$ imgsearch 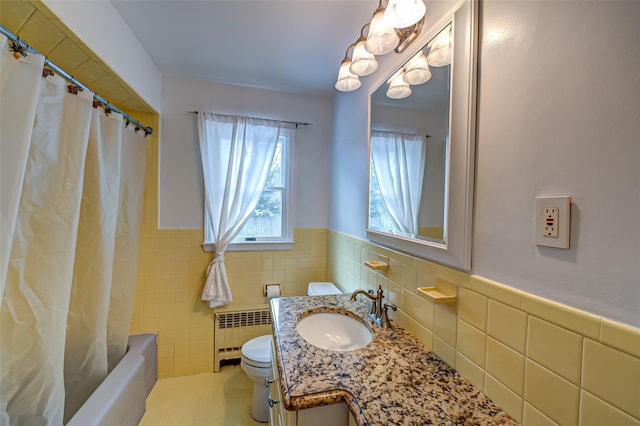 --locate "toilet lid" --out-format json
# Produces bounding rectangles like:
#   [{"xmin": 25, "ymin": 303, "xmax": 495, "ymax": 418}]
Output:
[{"xmin": 241, "ymin": 335, "xmax": 272, "ymax": 364}]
